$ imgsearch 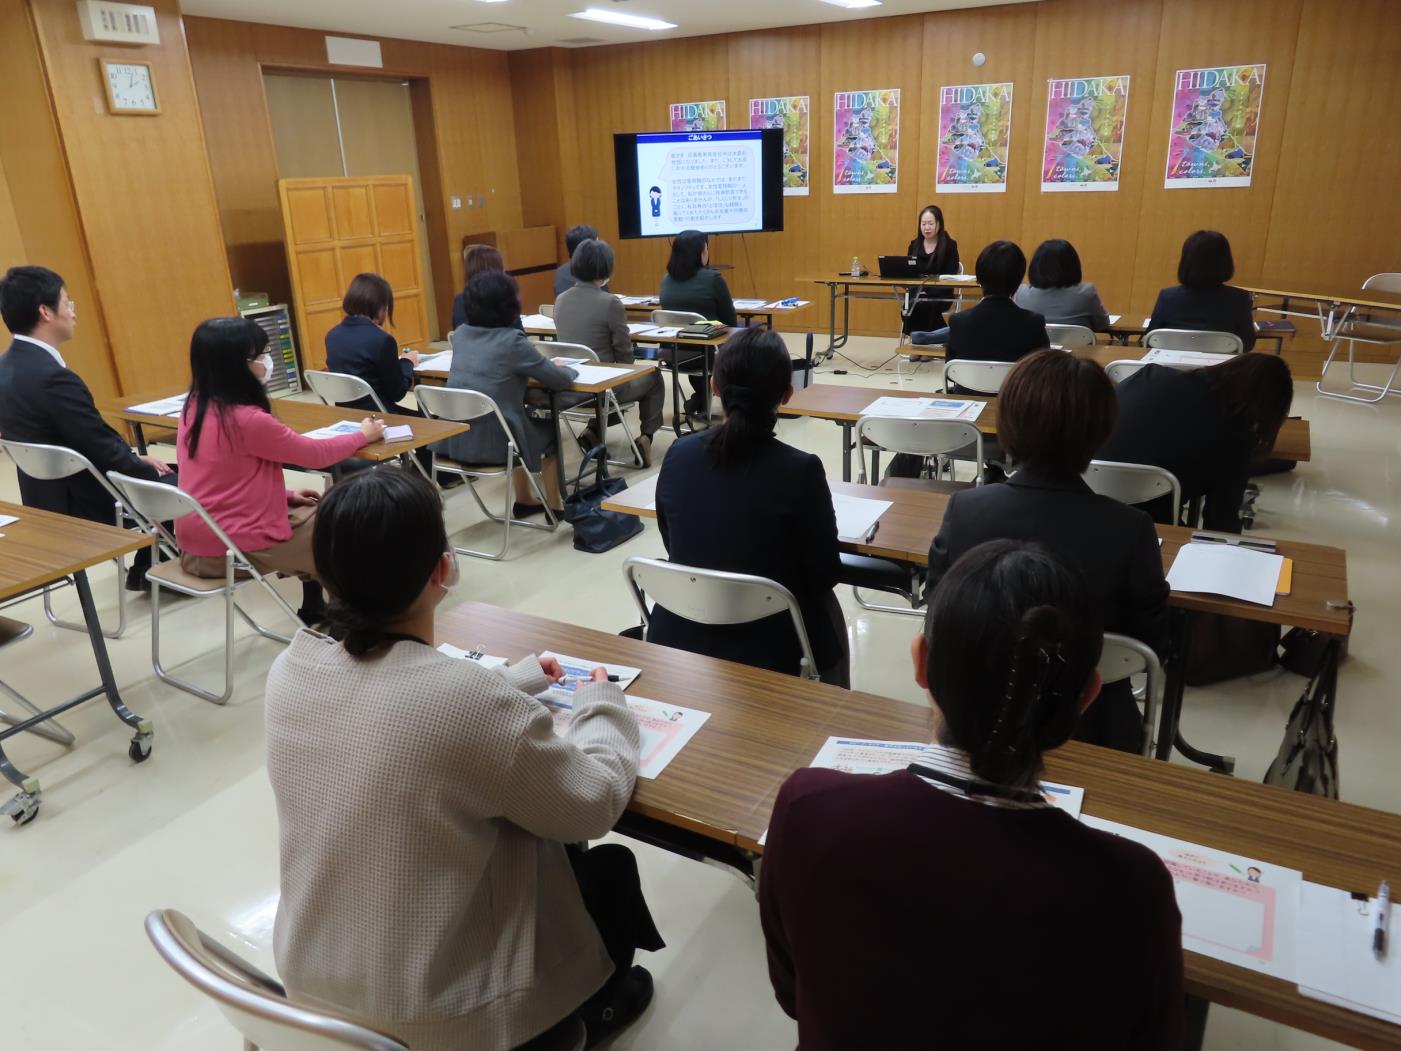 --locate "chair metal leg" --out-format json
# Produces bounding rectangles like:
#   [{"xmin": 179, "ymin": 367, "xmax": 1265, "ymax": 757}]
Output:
[
  {"xmin": 1316, "ymin": 337, "xmax": 1401, "ymax": 403},
  {"xmin": 450, "ymin": 459, "xmax": 558, "ymax": 562},
  {"xmin": 43, "ymin": 556, "xmax": 128, "ymax": 639},
  {"xmin": 850, "ymin": 585, "xmax": 924, "ymax": 617}
]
